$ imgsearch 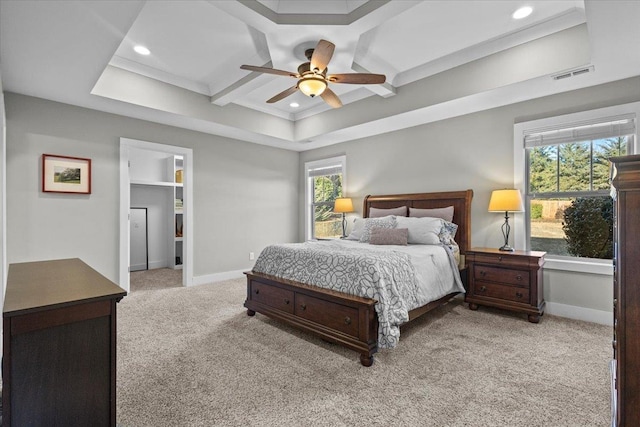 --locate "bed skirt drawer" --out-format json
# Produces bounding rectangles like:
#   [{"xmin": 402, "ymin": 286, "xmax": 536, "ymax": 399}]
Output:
[
  {"xmin": 295, "ymin": 293, "xmax": 359, "ymax": 337},
  {"xmin": 474, "ymin": 265, "xmax": 529, "ymax": 287},
  {"xmin": 250, "ymin": 281, "xmax": 294, "ymax": 314},
  {"xmin": 473, "ymin": 281, "xmax": 529, "ymax": 303}
]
